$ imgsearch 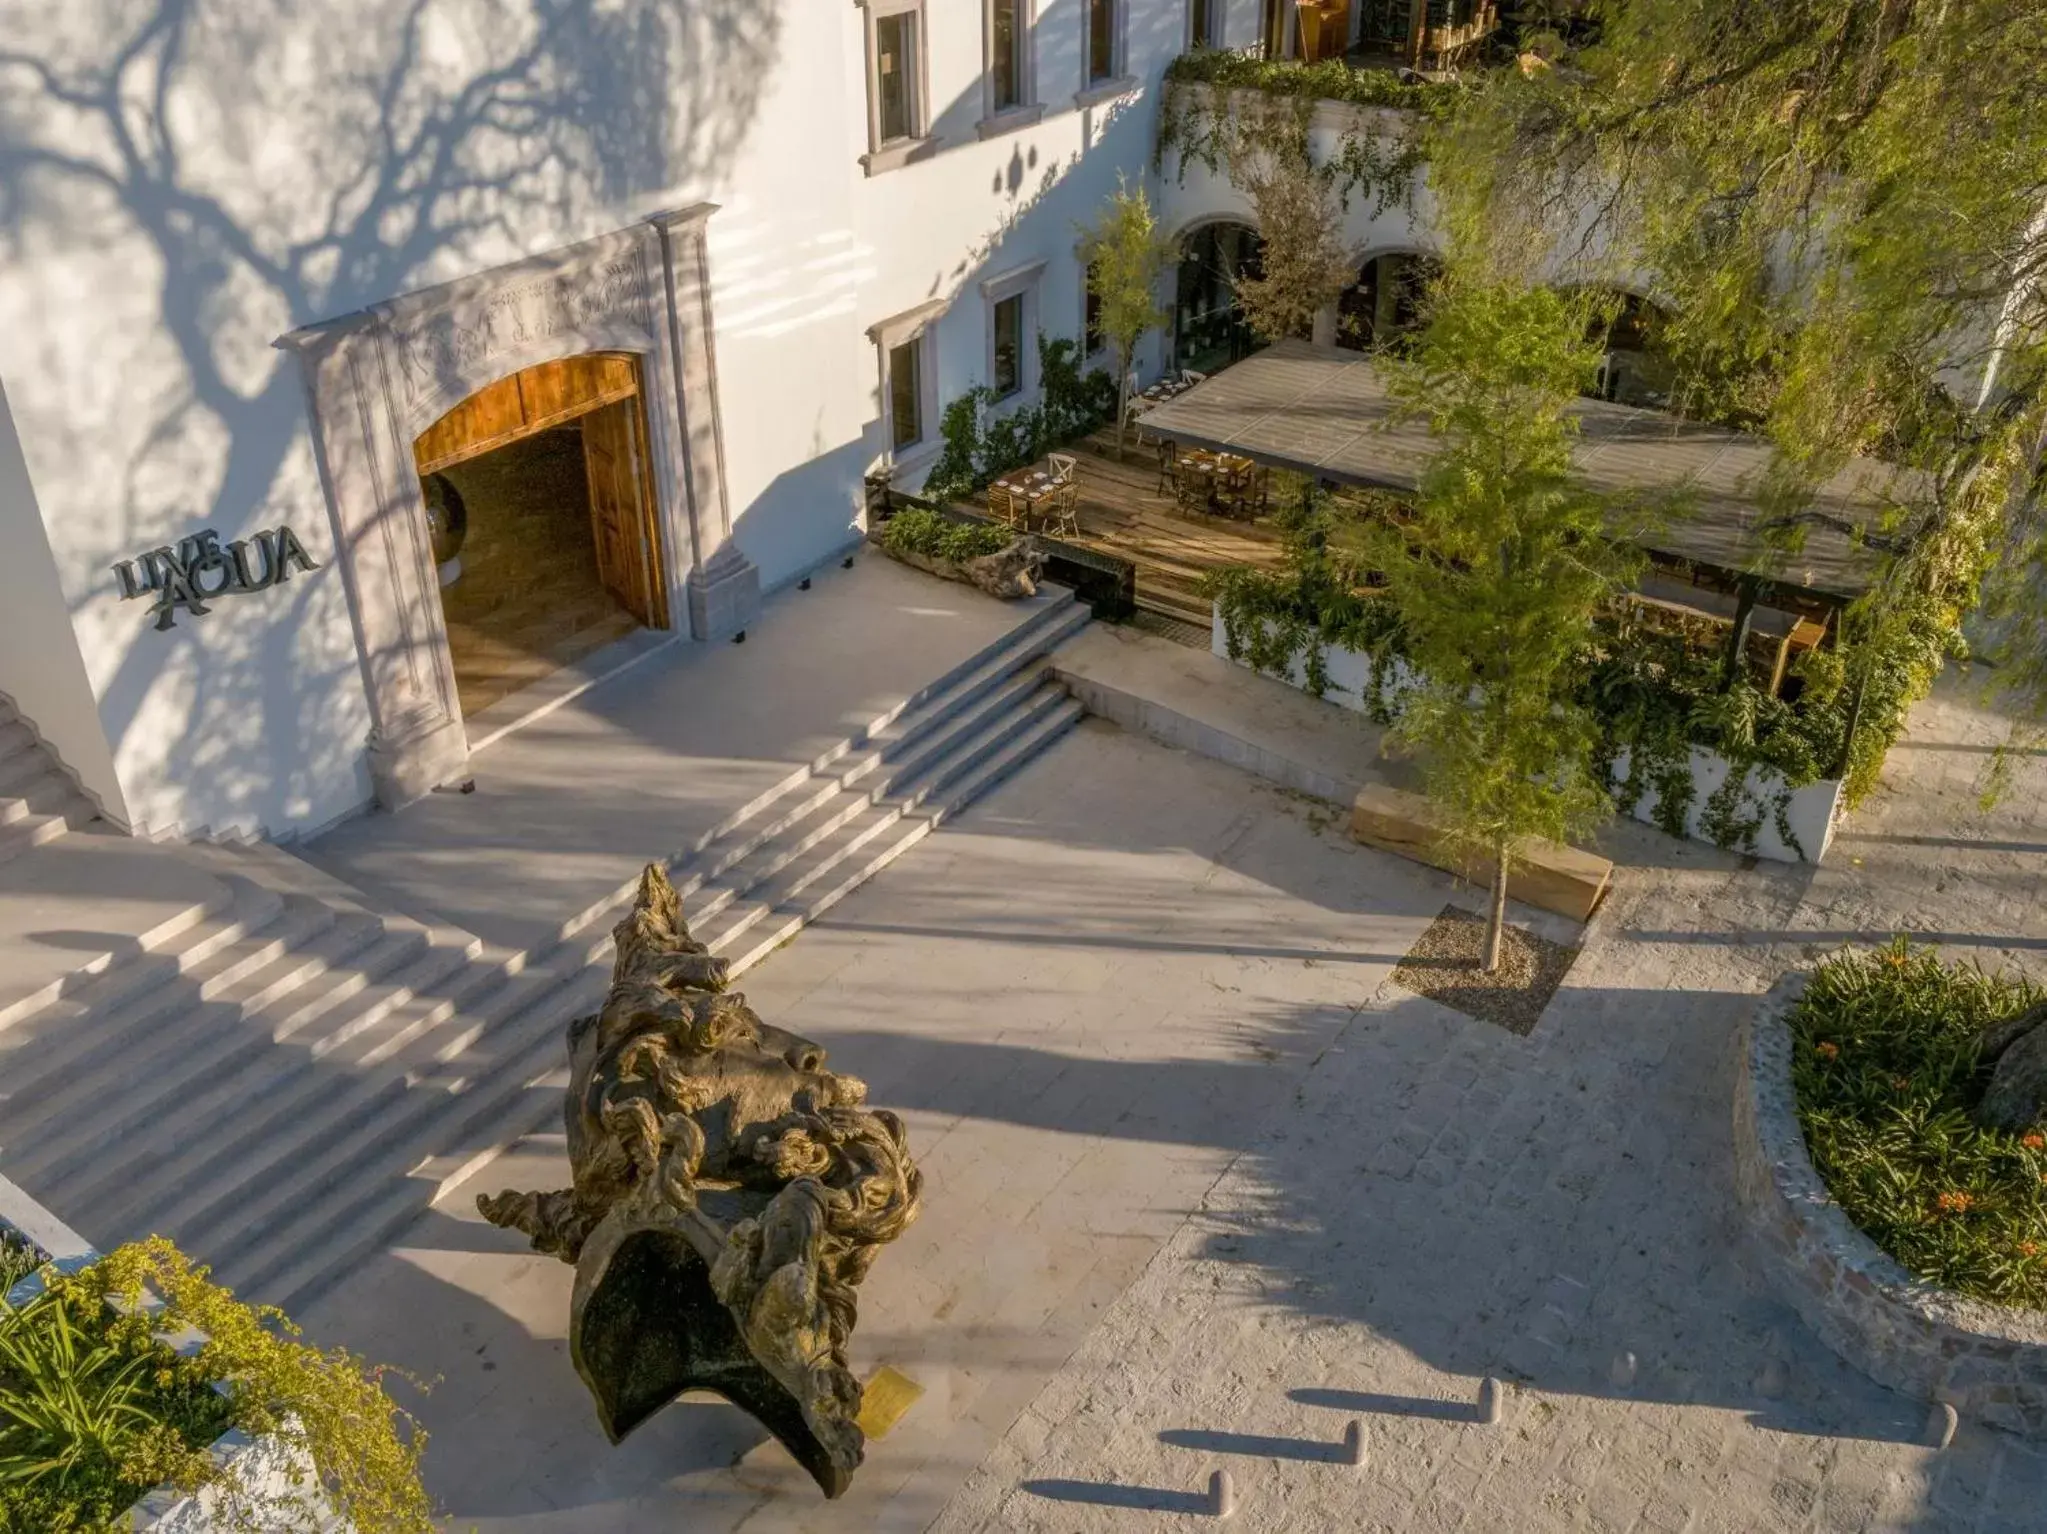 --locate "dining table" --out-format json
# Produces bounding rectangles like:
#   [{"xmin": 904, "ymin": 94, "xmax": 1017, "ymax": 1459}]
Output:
[
  {"xmin": 1176, "ymin": 448, "xmax": 1256, "ymax": 513},
  {"xmin": 991, "ymin": 467, "xmax": 1058, "ymax": 527}
]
